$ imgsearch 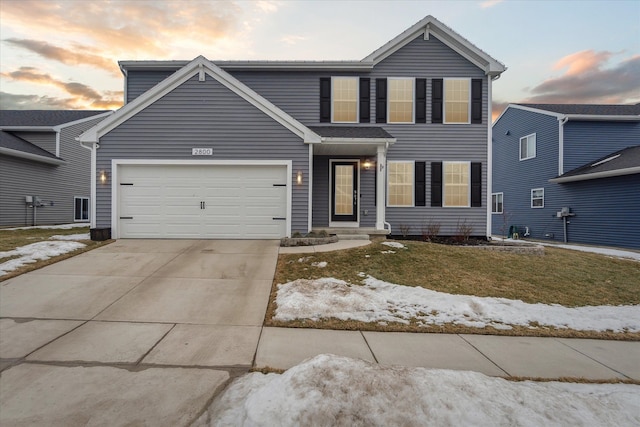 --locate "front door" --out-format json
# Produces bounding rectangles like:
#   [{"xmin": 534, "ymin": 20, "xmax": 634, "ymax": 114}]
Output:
[{"xmin": 331, "ymin": 161, "xmax": 358, "ymax": 223}]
